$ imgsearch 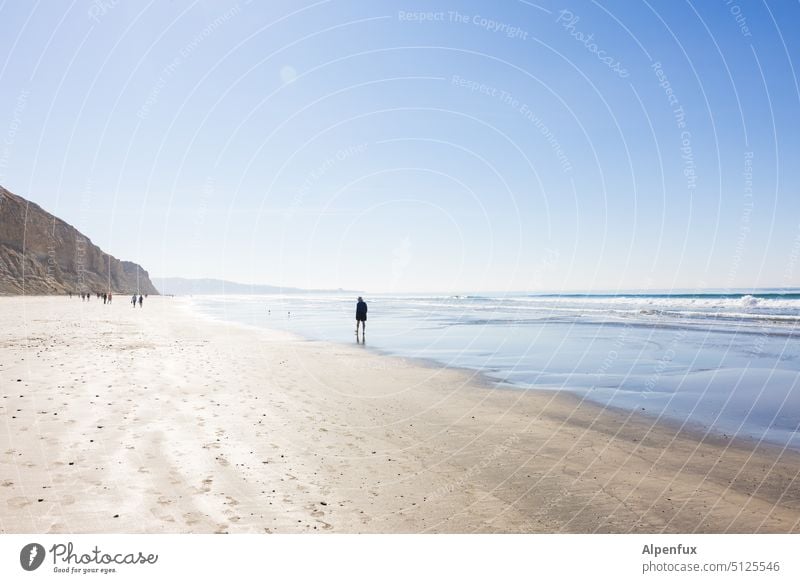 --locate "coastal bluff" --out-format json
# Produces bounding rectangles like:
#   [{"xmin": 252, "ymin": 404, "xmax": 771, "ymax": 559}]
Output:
[{"xmin": 0, "ymin": 185, "xmax": 158, "ymax": 295}]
